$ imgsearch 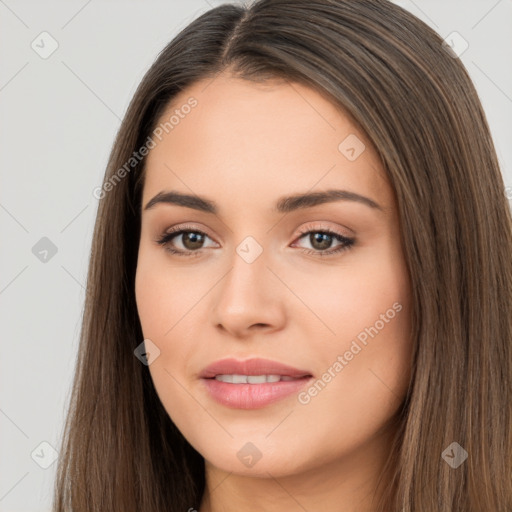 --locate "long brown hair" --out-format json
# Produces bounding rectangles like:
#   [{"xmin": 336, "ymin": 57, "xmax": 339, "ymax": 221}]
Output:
[{"xmin": 52, "ymin": 1, "xmax": 512, "ymax": 510}]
